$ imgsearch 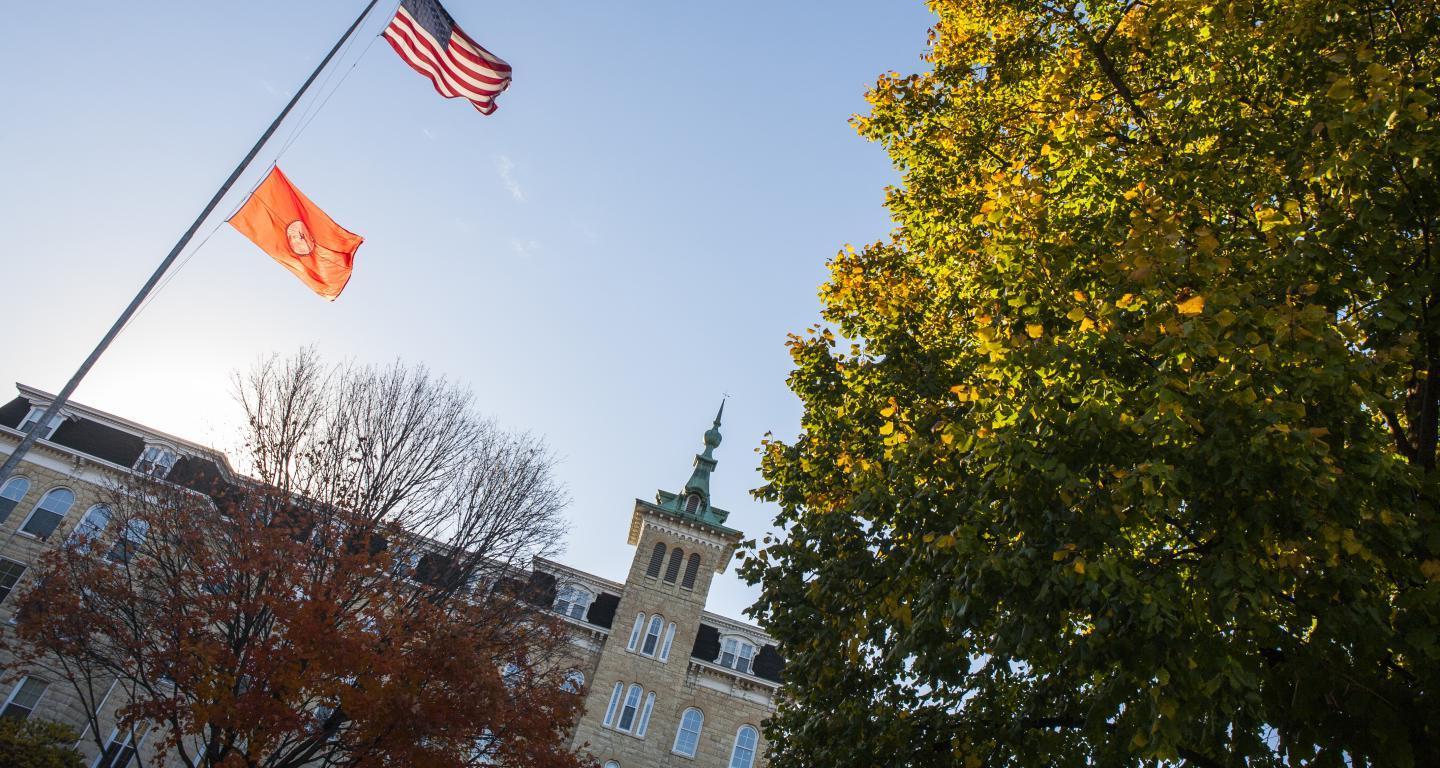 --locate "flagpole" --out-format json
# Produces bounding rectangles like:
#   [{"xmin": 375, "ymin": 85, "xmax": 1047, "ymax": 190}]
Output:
[{"xmin": 0, "ymin": 0, "xmax": 384, "ymax": 486}]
